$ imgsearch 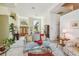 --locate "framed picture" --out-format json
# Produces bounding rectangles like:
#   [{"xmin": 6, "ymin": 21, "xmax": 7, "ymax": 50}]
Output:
[{"xmin": 71, "ymin": 20, "xmax": 79, "ymax": 29}]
